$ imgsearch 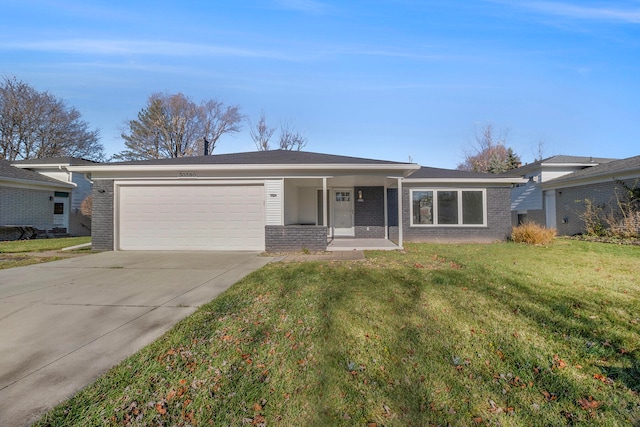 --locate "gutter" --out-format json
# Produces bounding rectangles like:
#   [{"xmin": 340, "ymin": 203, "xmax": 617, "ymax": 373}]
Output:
[{"xmin": 0, "ymin": 176, "xmax": 76, "ymax": 189}]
